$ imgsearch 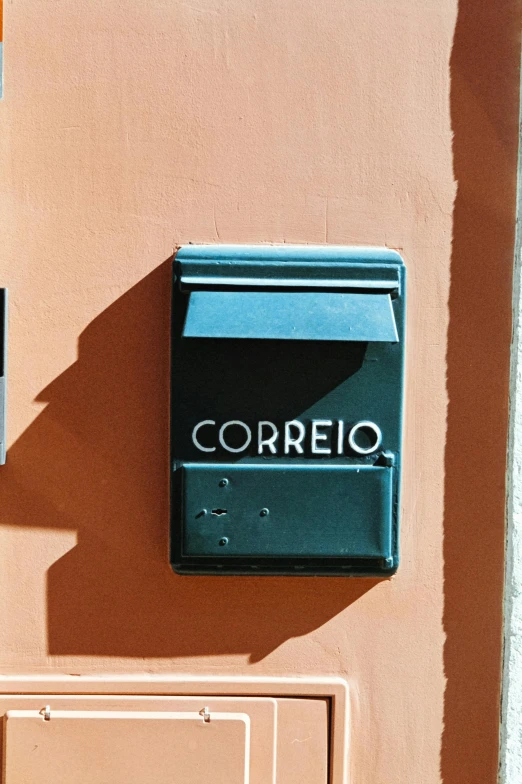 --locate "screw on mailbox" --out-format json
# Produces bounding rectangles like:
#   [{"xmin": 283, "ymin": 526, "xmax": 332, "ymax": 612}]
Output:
[
  {"xmin": 219, "ymin": 478, "xmax": 229, "ymax": 487},
  {"xmin": 260, "ymin": 508, "xmax": 269, "ymax": 517},
  {"xmin": 219, "ymin": 537, "xmax": 229, "ymax": 546}
]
